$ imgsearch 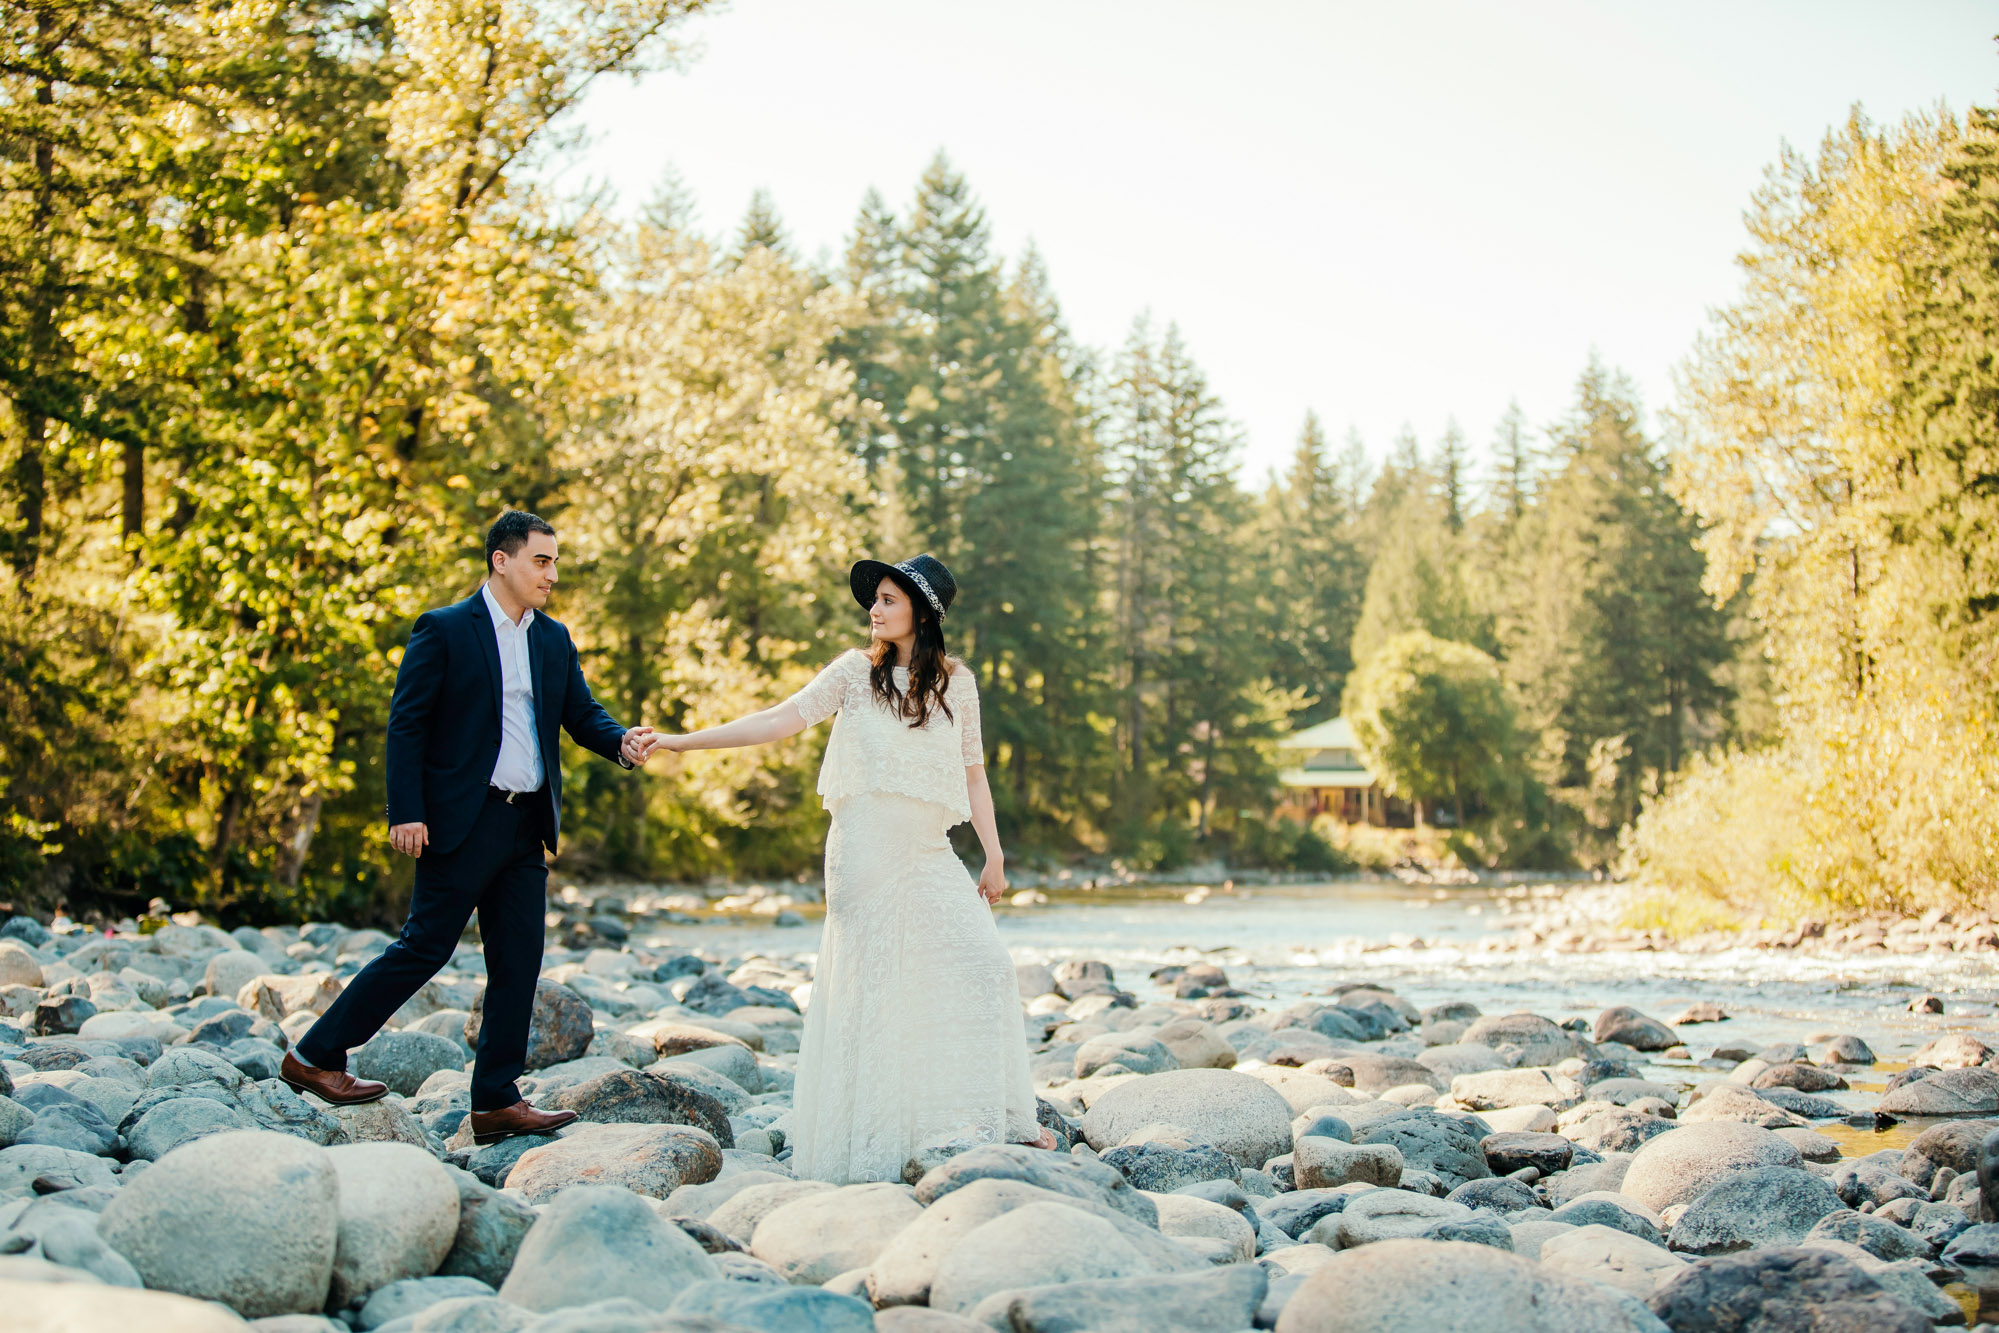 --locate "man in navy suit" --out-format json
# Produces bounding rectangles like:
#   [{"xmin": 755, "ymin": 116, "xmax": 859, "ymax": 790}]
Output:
[{"xmin": 282, "ymin": 511, "xmax": 654, "ymax": 1143}]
